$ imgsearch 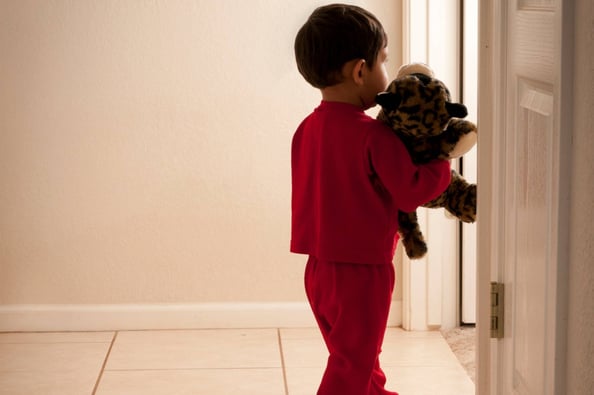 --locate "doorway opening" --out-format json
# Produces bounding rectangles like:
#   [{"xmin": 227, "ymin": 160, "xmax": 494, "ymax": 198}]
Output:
[{"xmin": 460, "ymin": 0, "xmax": 478, "ymax": 327}]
